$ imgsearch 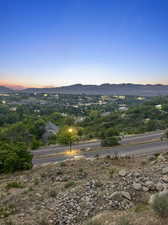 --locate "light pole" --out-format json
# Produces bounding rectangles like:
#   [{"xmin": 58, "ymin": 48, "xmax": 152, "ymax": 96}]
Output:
[{"xmin": 68, "ymin": 128, "xmax": 73, "ymax": 152}]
